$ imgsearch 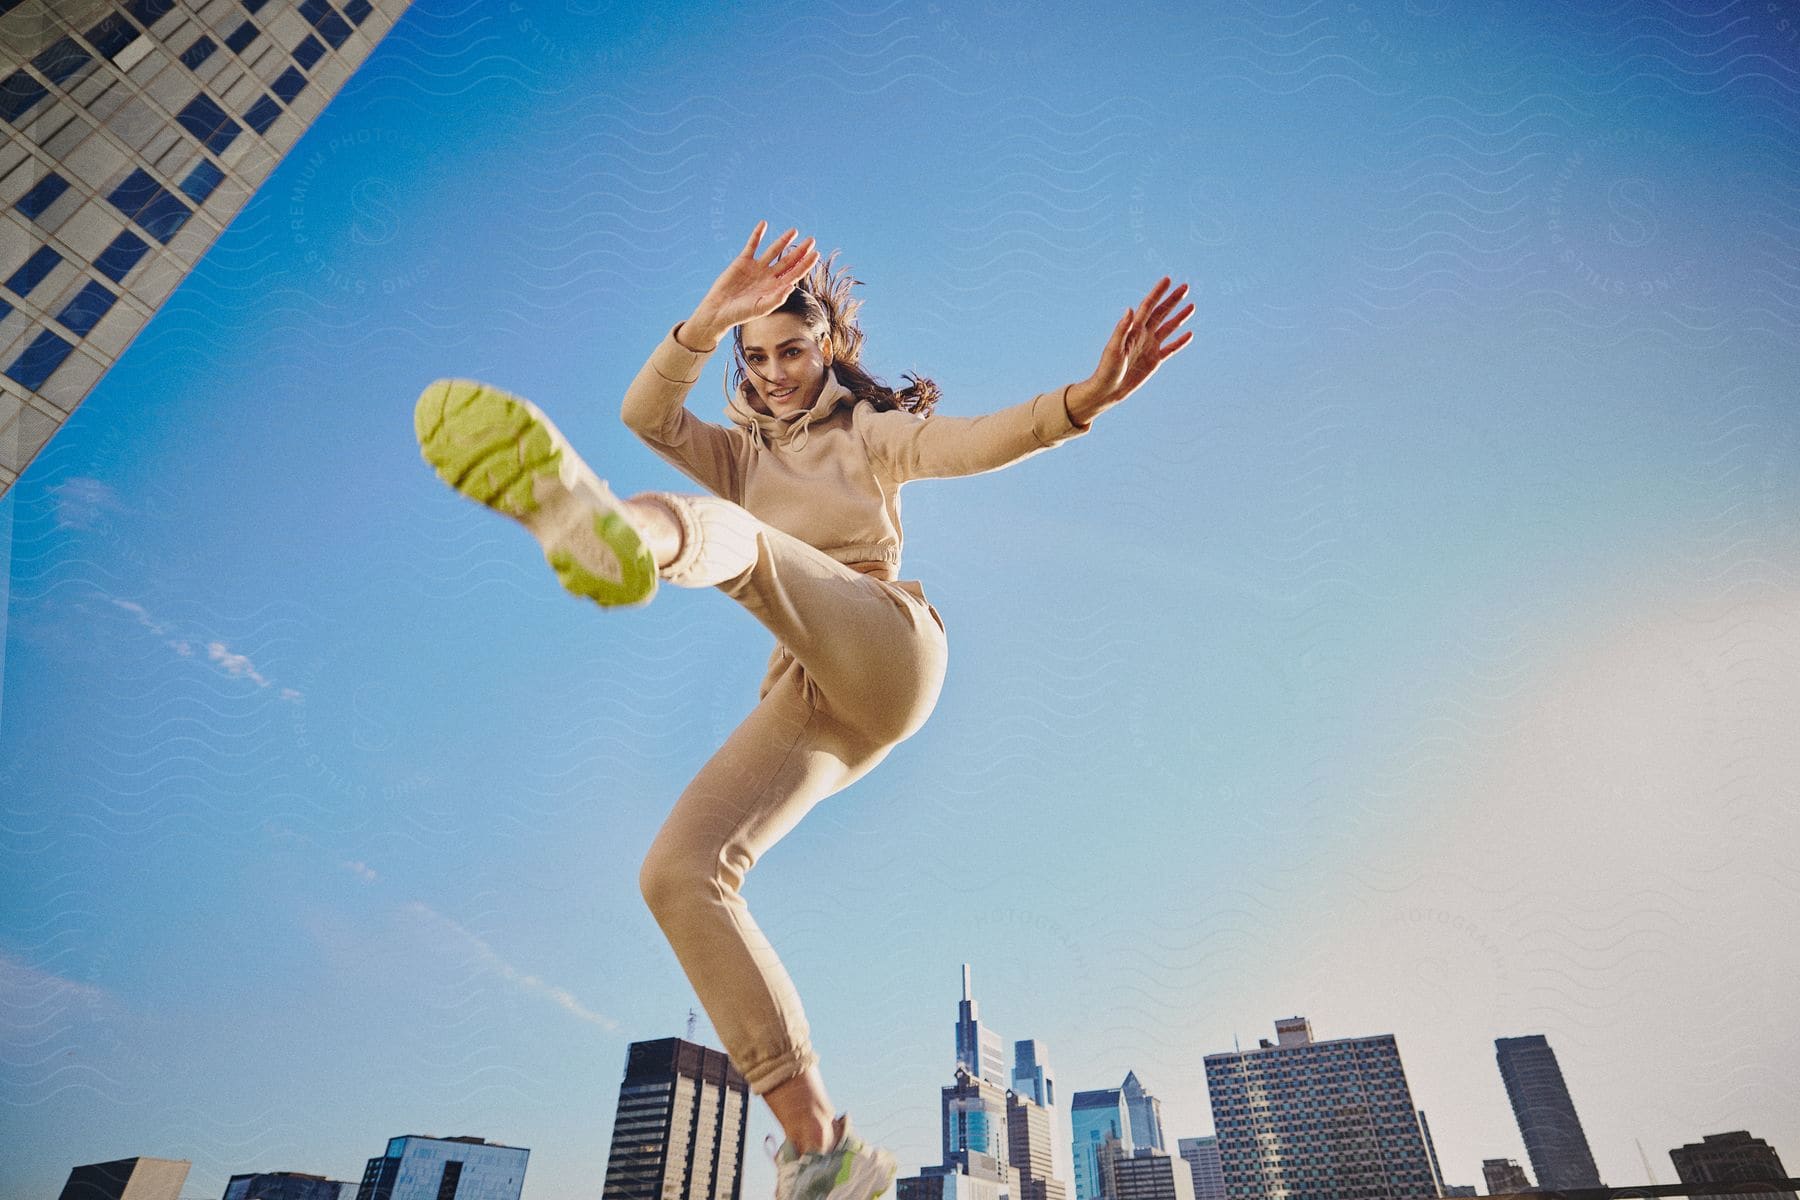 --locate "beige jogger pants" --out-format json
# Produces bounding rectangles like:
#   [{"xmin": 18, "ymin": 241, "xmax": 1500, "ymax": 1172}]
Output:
[{"xmin": 633, "ymin": 490, "xmax": 949, "ymax": 1095}]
